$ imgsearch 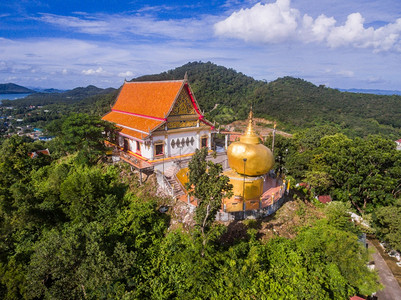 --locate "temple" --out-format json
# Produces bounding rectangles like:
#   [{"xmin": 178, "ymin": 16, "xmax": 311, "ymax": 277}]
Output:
[
  {"xmin": 103, "ymin": 76, "xmax": 287, "ymax": 219},
  {"xmin": 102, "ymin": 76, "xmax": 214, "ymax": 172}
]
